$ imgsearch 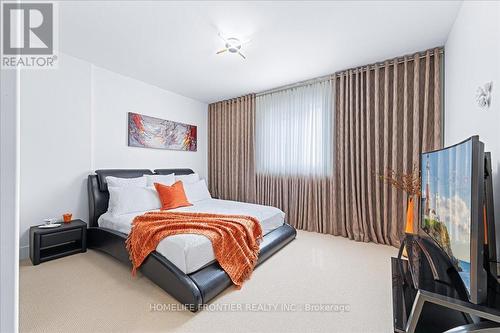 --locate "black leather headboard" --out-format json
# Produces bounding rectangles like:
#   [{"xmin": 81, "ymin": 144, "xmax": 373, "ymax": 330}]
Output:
[
  {"xmin": 87, "ymin": 168, "xmax": 194, "ymax": 227},
  {"xmin": 154, "ymin": 169, "xmax": 194, "ymax": 176}
]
